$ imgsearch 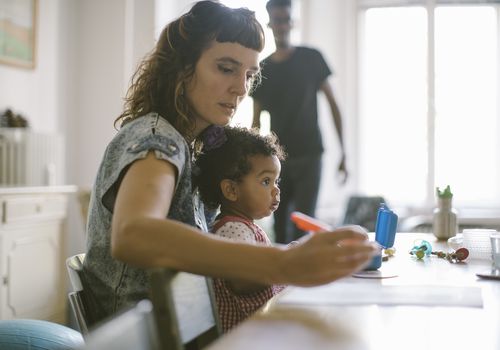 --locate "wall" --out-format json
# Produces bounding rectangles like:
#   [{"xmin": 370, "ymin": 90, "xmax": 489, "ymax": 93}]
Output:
[
  {"xmin": 0, "ymin": 0, "xmax": 62, "ymax": 132},
  {"xmin": 300, "ymin": 0, "xmax": 358, "ymax": 224},
  {"xmin": 0, "ymin": 0, "xmax": 155, "ymax": 264},
  {"xmin": 0, "ymin": 0, "xmax": 155, "ymax": 187},
  {"xmin": 66, "ymin": 0, "xmax": 155, "ymax": 188}
]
